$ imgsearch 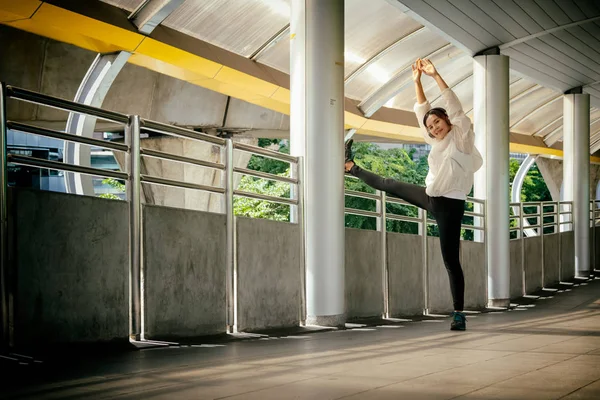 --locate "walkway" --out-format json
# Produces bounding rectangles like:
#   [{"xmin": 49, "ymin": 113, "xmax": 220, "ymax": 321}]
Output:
[{"xmin": 3, "ymin": 277, "xmax": 600, "ymax": 400}]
